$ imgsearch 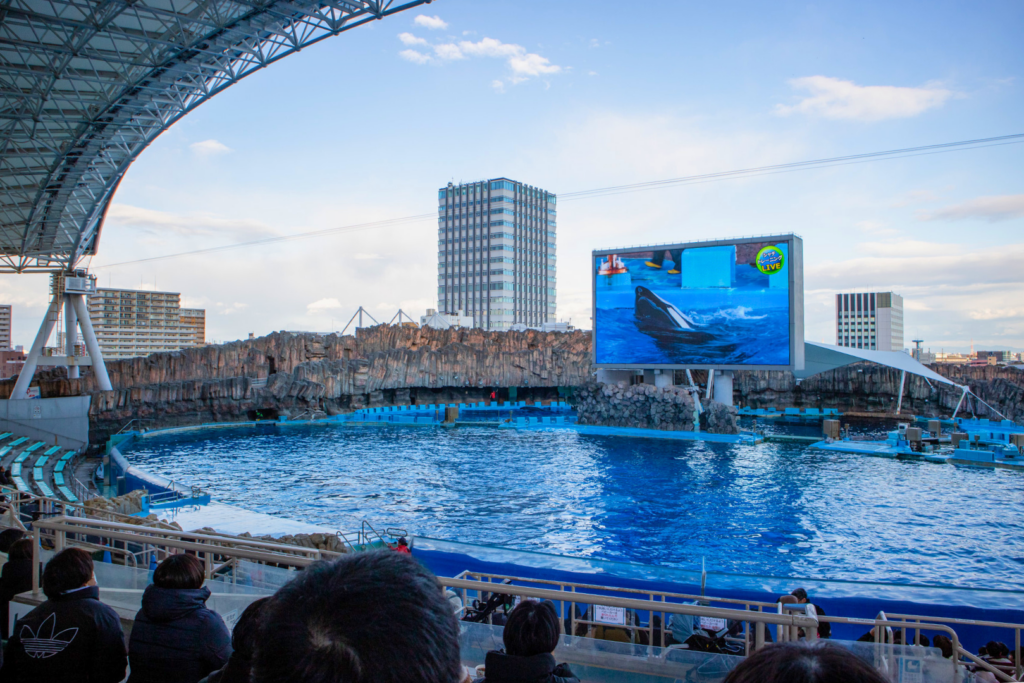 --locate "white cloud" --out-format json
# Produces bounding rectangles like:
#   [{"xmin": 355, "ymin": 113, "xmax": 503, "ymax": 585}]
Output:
[
  {"xmin": 920, "ymin": 194, "xmax": 1024, "ymax": 223},
  {"xmin": 307, "ymin": 297, "xmax": 342, "ymax": 313},
  {"xmin": 775, "ymin": 76, "xmax": 953, "ymax": 121},
  {"xmin": 588, "ymin": 71, "xmax": 598, "ymax": 77},
  {"xmin": 398, "ymin": 49, "xmax": 431, "ymax": 65},
  {"xmin": 414, "ymin": 15, "xmax": 447, "ymax": 30},
  {"xmin": 352, "ymin": 253, "xmax": 382, "ymax": 260},
  {"xmin": 491, "ymin": 80, "xmax": 505, "ymax": 93},
  {"xmin": 189, "ymin": 139, "xmax": 231, "ymax": 155},
  {"xmin": 106, "ymin": 204, "xmax": 278, "ymax": 240},
  {"xmin": 217, "ymin": 302, "xmax": 248, "ymax": 315},
  {"xmin": 854, "ymin": 220, "xmax": 897, "ymax": 236},
  {"xmin": 433, "ymin": 43, "xmax": 465, "ymax": 61},
  {"xmin": 398, "ymin": 32, "xmax": 427, "ymax": 47}
]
